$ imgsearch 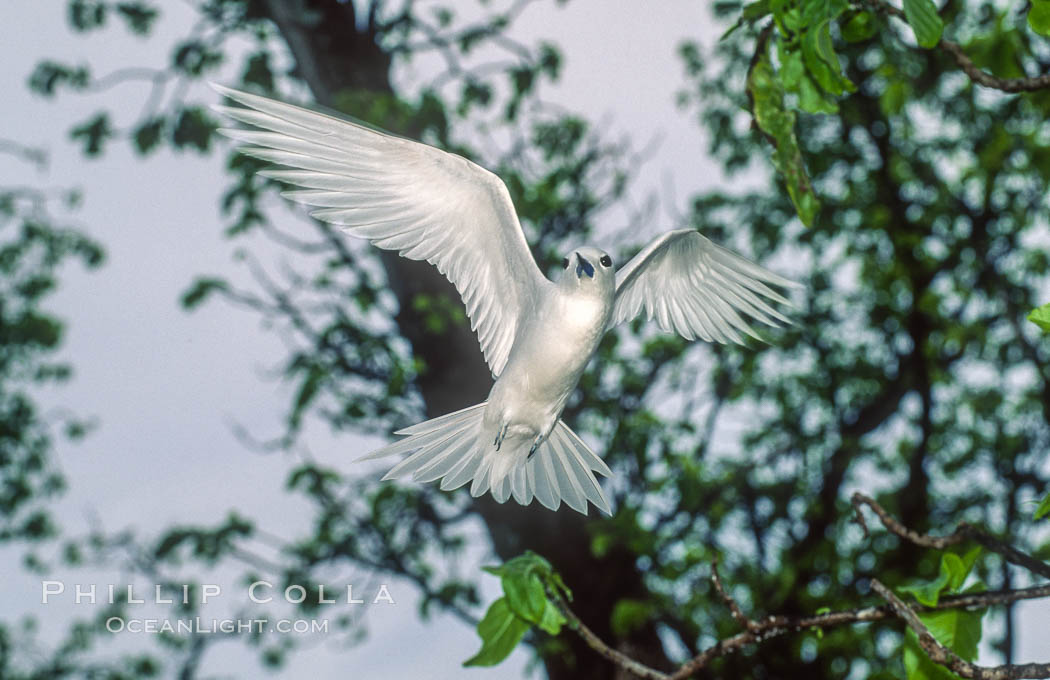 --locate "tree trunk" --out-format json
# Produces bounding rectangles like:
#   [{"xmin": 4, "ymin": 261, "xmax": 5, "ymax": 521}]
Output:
[{"xmin": 257, "ymin": 1, "xmax": 673, "ymax": 676}]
